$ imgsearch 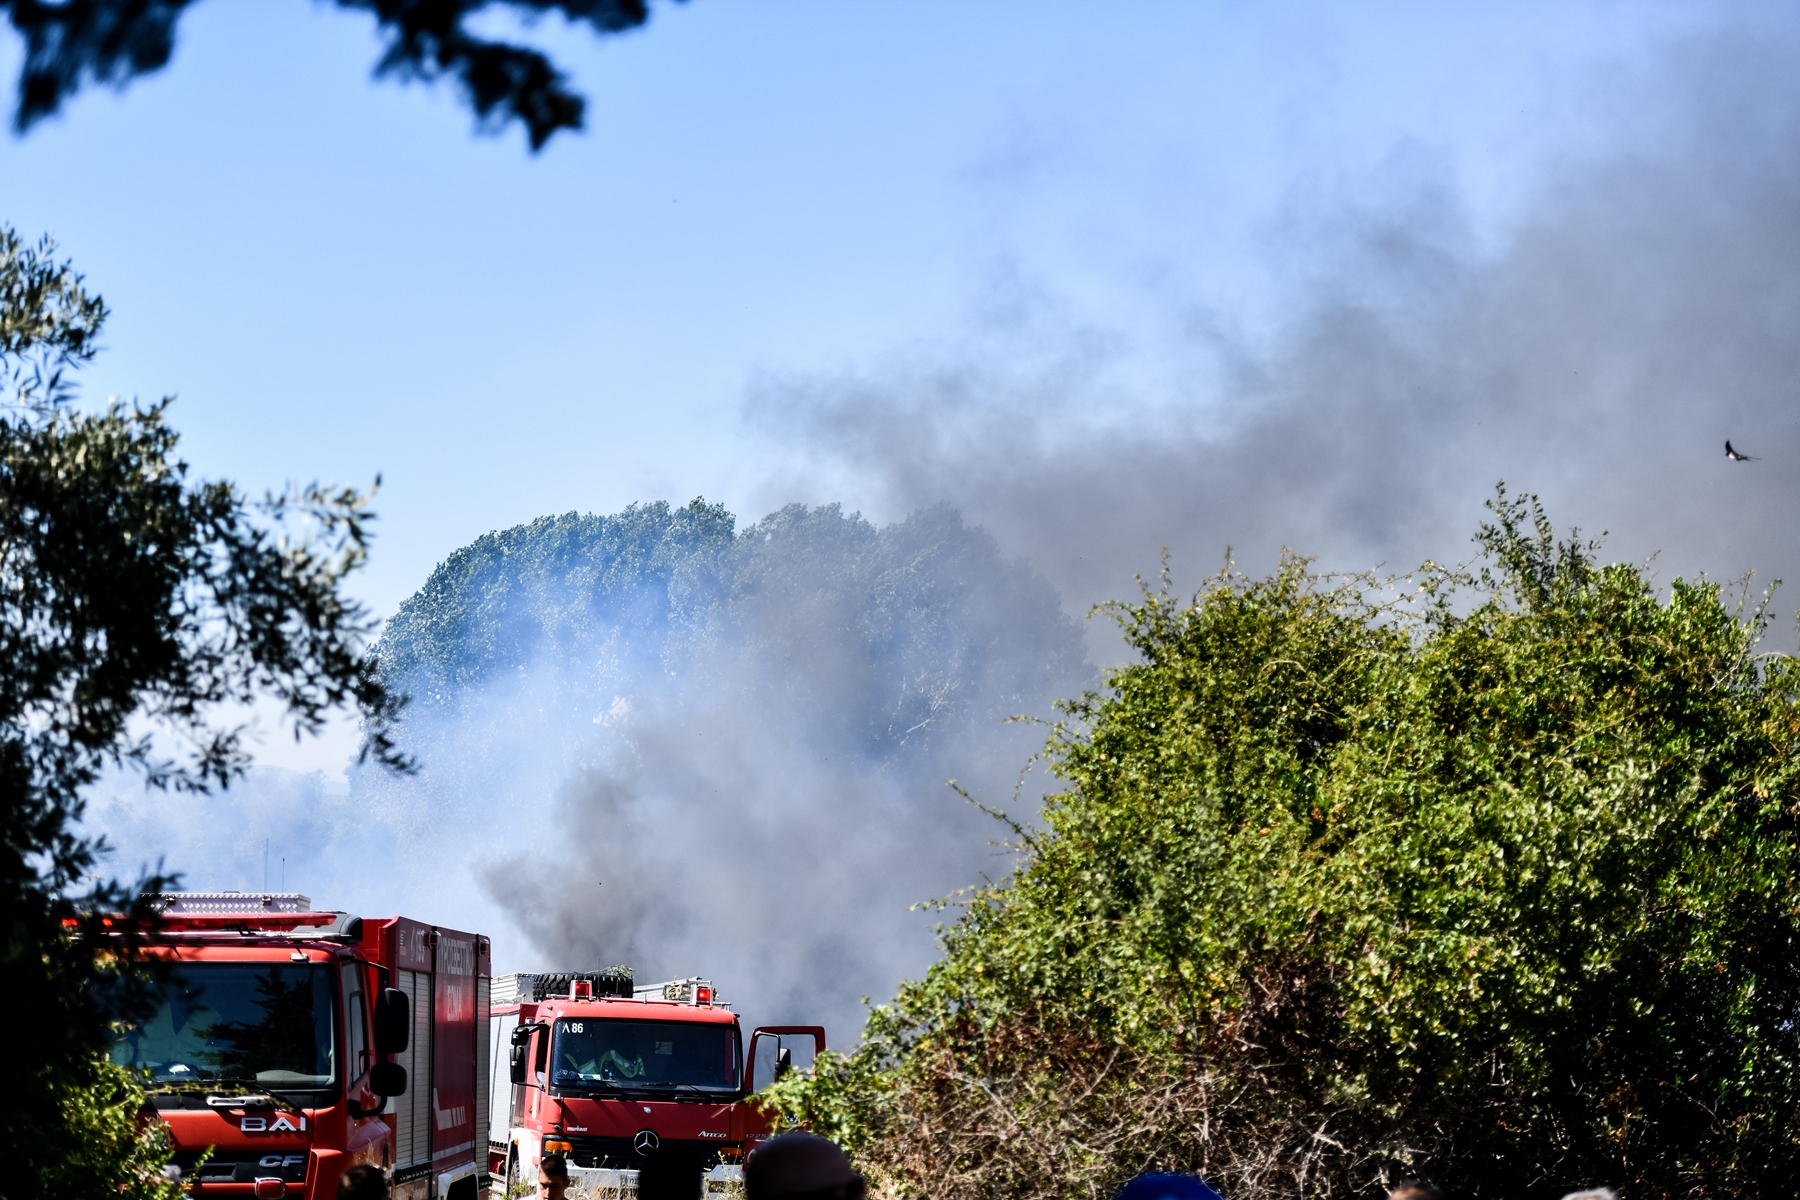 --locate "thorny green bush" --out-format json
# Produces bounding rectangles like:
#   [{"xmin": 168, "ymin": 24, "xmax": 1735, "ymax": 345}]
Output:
[{"xmin": 769, "ymin": 489, "xmax": 1800, "ymax": 1200}]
